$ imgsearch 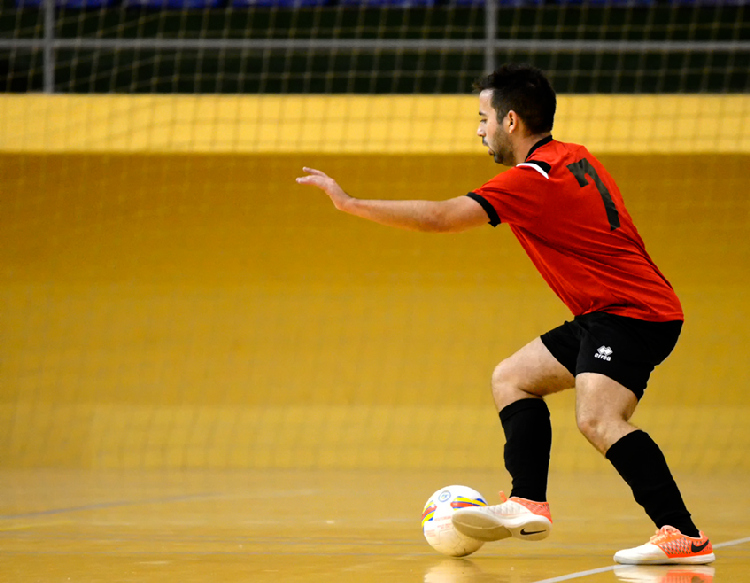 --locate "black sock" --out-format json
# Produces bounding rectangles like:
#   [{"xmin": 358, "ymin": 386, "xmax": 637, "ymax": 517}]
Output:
[
  {"xmin": 606, "ymin": 429, "xmax": 699, "ymax": 537},
  {"xmin": 499, "ymin": 398, "xmax": 551, "ymax": 502}
]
